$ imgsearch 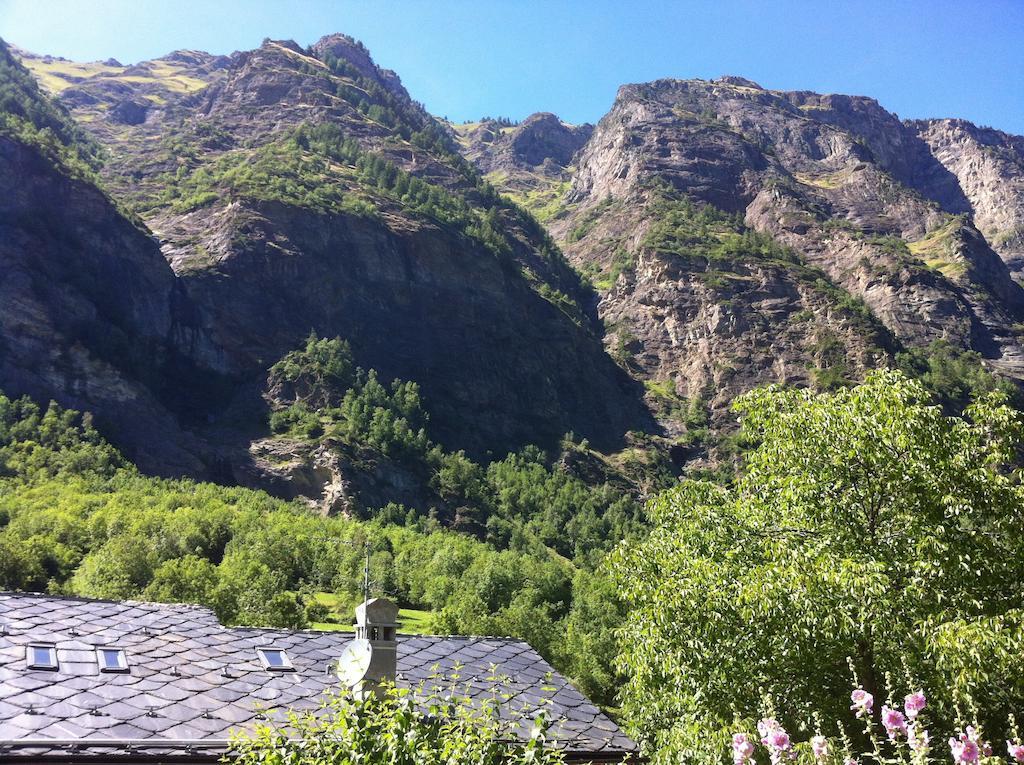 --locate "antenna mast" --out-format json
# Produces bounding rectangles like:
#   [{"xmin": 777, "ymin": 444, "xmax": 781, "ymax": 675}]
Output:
[{"xmin": 362, "ymin": 542, "xmax": 371, "ymax": 603}]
